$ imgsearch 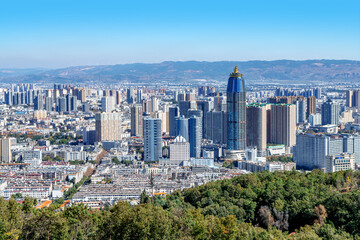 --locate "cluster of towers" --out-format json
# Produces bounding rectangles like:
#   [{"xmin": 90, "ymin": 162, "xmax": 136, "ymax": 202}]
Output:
[{"xmin": 5, "ymin": 84, "xmax": 87, "ymax": 113}]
